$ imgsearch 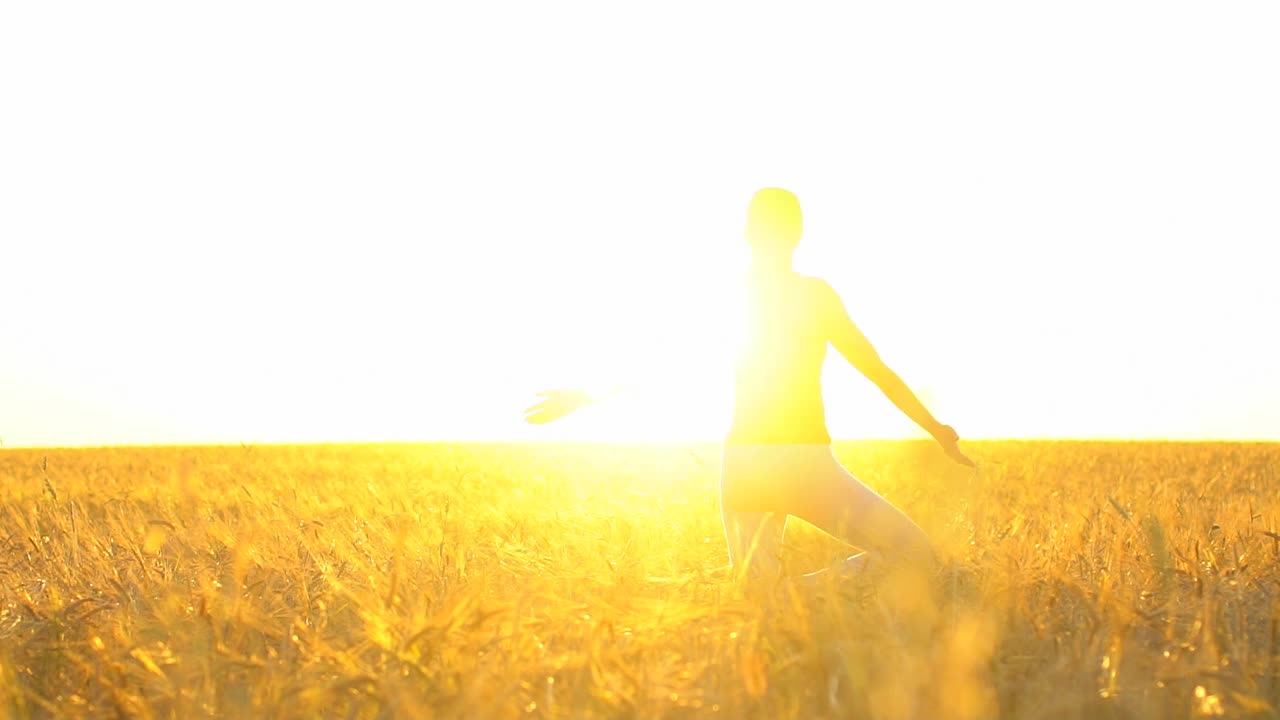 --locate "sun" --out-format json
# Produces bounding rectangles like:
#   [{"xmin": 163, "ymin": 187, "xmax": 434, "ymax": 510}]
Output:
[{"xmin": 544, "ymin": 256, "xmax": 746, "ymax": 442}]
